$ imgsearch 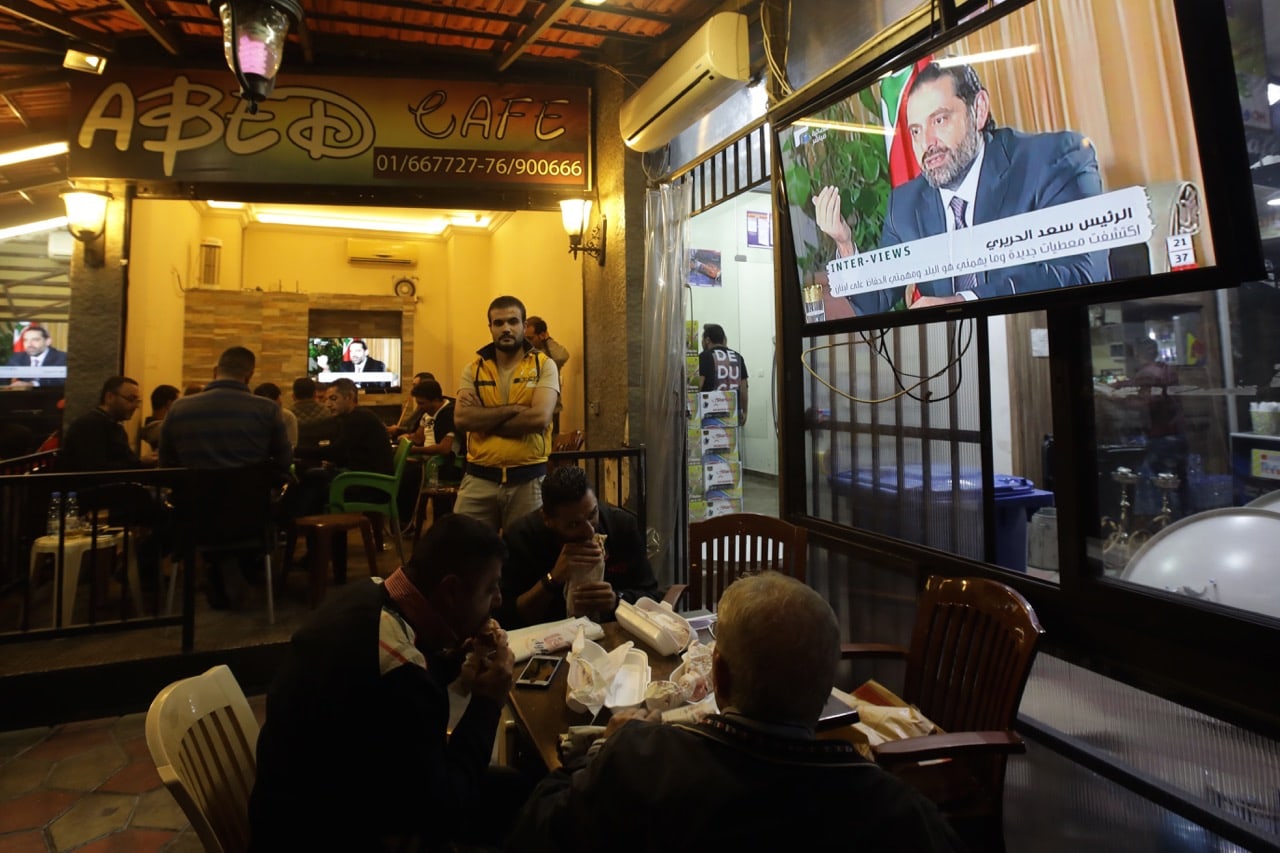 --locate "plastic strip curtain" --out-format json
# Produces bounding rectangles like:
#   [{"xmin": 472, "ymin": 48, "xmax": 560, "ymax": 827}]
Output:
[{"xmin": 642, "ymin": 181, "xmax": 692, "ymax": 587}]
